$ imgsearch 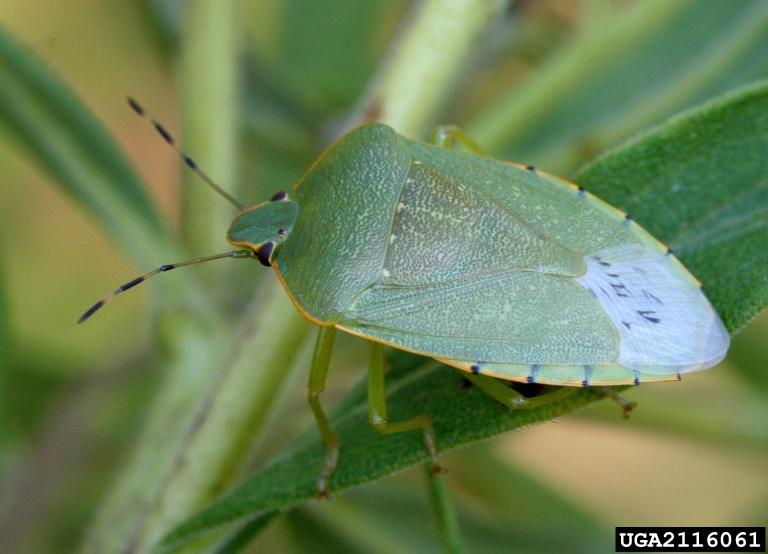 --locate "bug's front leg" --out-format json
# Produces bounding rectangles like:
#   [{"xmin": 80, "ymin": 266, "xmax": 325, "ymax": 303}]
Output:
[
  {"xmin": 367, "ymin": 342, "xmax": 442, "ymax": 474},
  {"xmin": 430, "ymin": 125, "xmax": 490, "ymax": 156},
  {"xmin": 307, "ymin": 326, "xmax": 340, "ymax": 498}
]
